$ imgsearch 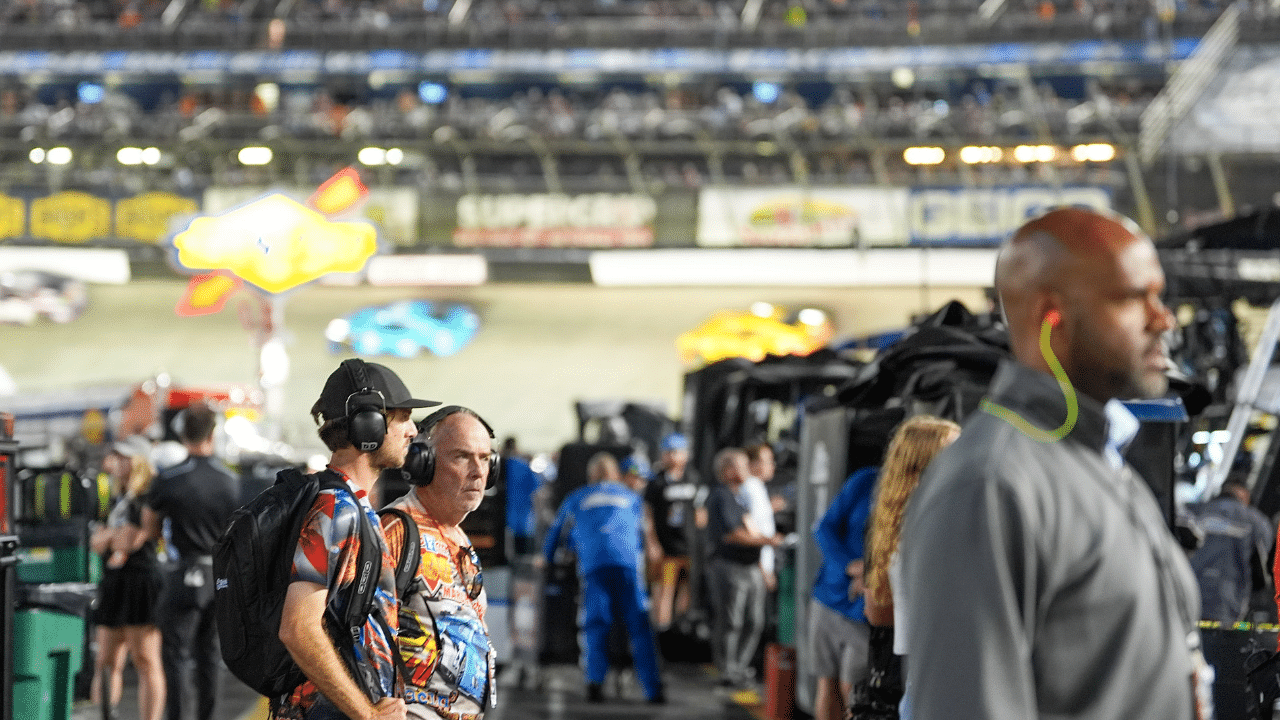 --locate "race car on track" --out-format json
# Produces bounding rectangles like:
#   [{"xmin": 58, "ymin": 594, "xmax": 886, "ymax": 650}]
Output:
[
  {"xmin": 677, "ymin": 302, "xmax": 834, "ymax": 366},
  {"xmin": 0, "ymin": 270, "xmax": 88, "ymax": 325},
  {"xmin": 326, "ymin": 299, "xmax": 480, "ymax": 358}
]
